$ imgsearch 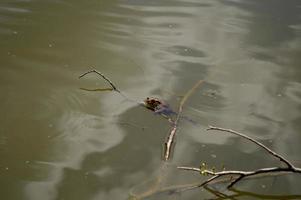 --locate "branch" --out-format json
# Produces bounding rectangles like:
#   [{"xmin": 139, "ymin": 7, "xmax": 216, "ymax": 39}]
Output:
[
  {"xmin": 79, "ymin": 69, "xmax": 120, "ymax": 93},
  {"xmin": 178, "ymin": 126, "xmax": 301, "ymax": 189},
  {"xmin": 205, "ymin": 185, "xmax": 301, "ymax": 200},
  {"xmin": 178, "ymin": 166, "xmax": 301, "ymax": 188},
  {"xmin": 79, "ymin": 69, "xmax": 140, "ymax": 104},
  {"xmin": 204, "ymin": 185, "xmax": 239, "ymax": 200},
  {"xmin": 228, "ymin": 187, "xmax": 301, "ymax": 200},
  {"xmin": 130, "ymin": 166, "xmax": 301, "ymax": 199},
  {"xmin": 79, "ymin": 87, "xmax": 113, "ymax": 92},
  {"xmin": 207, "ymin": 126, "xmax": 294, "ymax": 168},
  {"xmin": 163, "ymin": 80, "xmax": 203, "ymax": 161}
]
